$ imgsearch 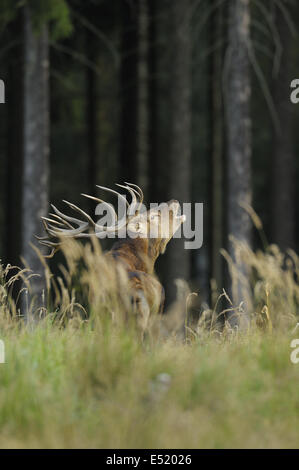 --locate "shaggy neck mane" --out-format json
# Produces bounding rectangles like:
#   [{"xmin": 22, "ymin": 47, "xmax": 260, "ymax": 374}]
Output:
[{"xmin": 110, "ymin": 237, "xmax": 163, "ymax": 274}]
